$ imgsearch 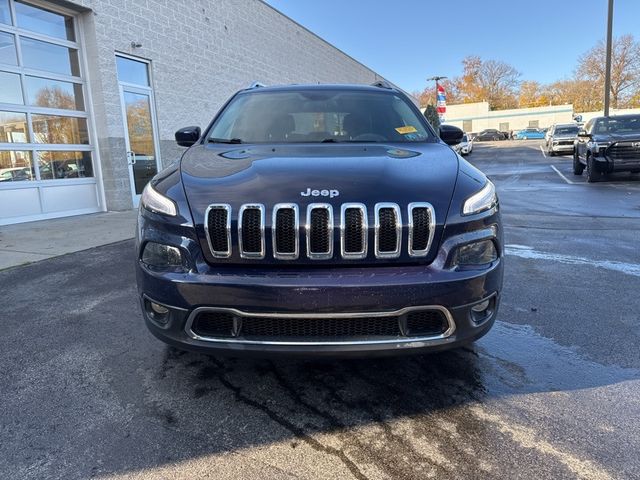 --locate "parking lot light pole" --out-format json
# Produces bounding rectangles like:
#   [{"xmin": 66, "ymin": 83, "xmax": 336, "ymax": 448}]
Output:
[{"xmin": 604, "ymin": 0, "xmax": 614, "ymax": 117}]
